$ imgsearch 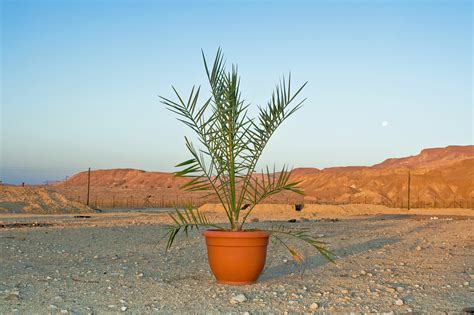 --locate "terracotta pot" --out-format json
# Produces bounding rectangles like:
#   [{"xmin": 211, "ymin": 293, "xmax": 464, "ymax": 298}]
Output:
[{"xmin": 202, "ymin": 230, "xmax": 270, "ymax": 285}]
